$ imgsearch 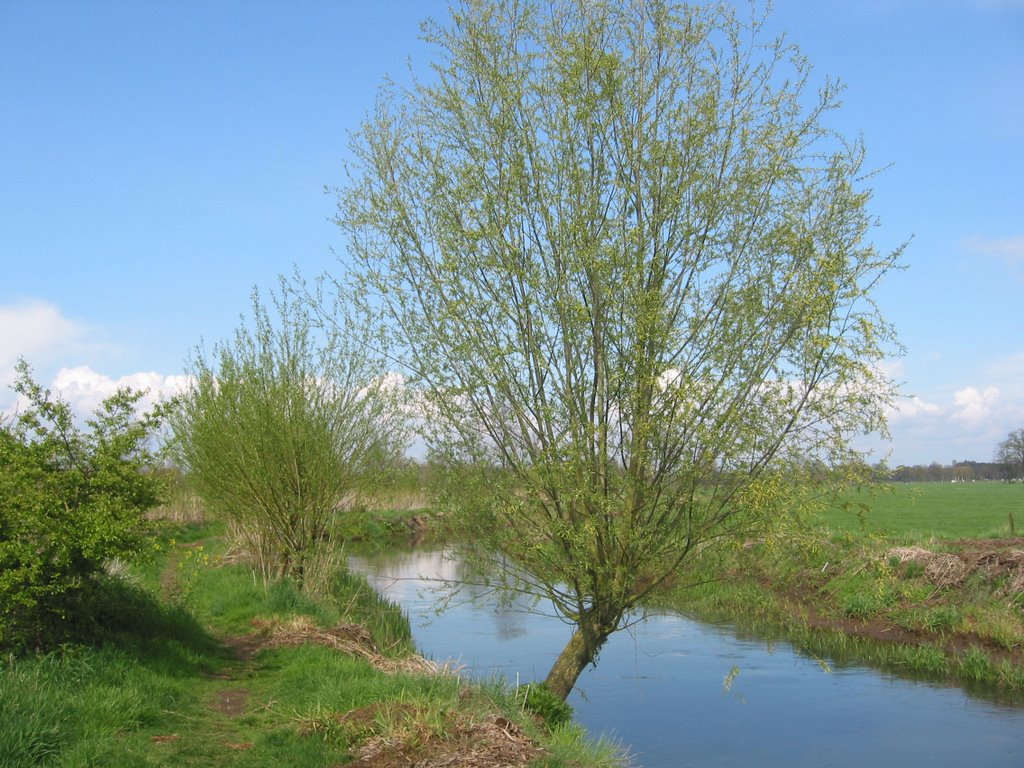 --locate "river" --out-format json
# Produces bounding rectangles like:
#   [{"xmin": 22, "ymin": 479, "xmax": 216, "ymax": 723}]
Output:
[{"xmin": 348, "ymin": 546, "xmax": 1024, "ymax": 767}]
